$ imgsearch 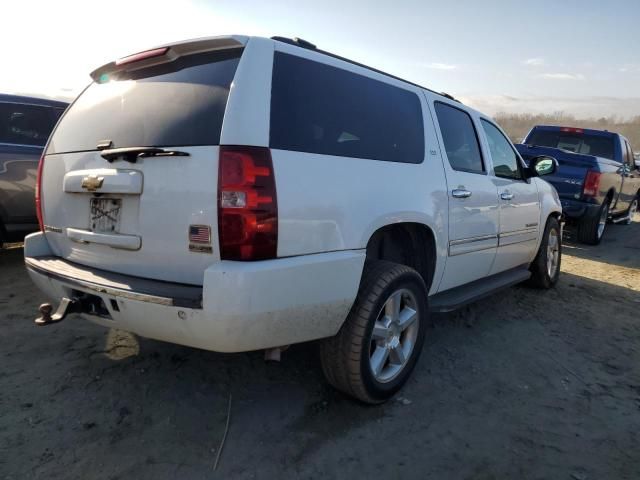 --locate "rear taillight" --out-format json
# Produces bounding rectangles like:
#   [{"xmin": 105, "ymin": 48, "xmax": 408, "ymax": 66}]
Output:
[
  {"xmin": 560, "ymin": 127, "xmax": 584, "ymax": 134},
  {"xmin": 218, "ymin": 146, "xmax": 277, "ymax": 261},
  {"xmin": 583, "ymin": 170, "xmax": 601, "ymax": 197},
  {"xmin": 35, "ymin": 154, "xmax": 44, "ymax": 231}
]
